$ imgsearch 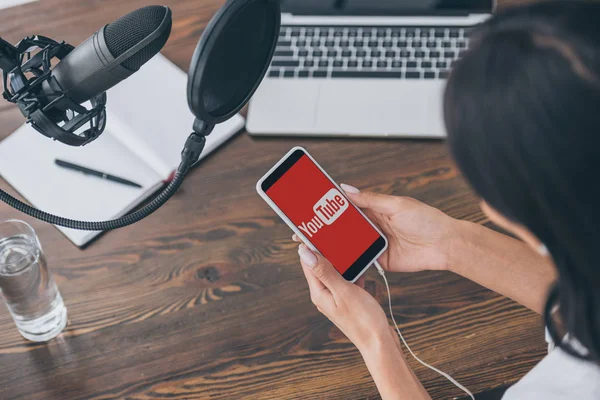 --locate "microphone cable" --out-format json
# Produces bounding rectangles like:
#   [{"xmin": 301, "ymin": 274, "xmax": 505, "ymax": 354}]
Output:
[
  {"xmin": 373, "ymin": 260, "xmax": 475, "ymax": 400},
  {"xmin": 0, "ymin": 133, "xmax": 205, "ymax": 231}
]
